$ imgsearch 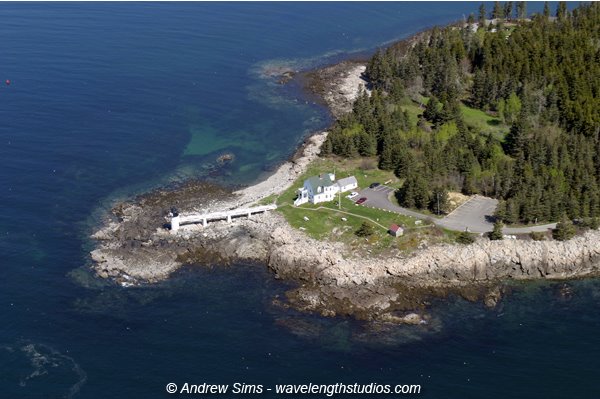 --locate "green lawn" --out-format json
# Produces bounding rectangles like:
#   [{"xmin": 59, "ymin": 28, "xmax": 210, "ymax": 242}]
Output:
[
  {"xmin": 277, "ymin": 198, "xmax": 424, "ymax": 253},
  {"xmin": 273, "ymin": 156, "xmax": 458, "ymax": 253}
]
